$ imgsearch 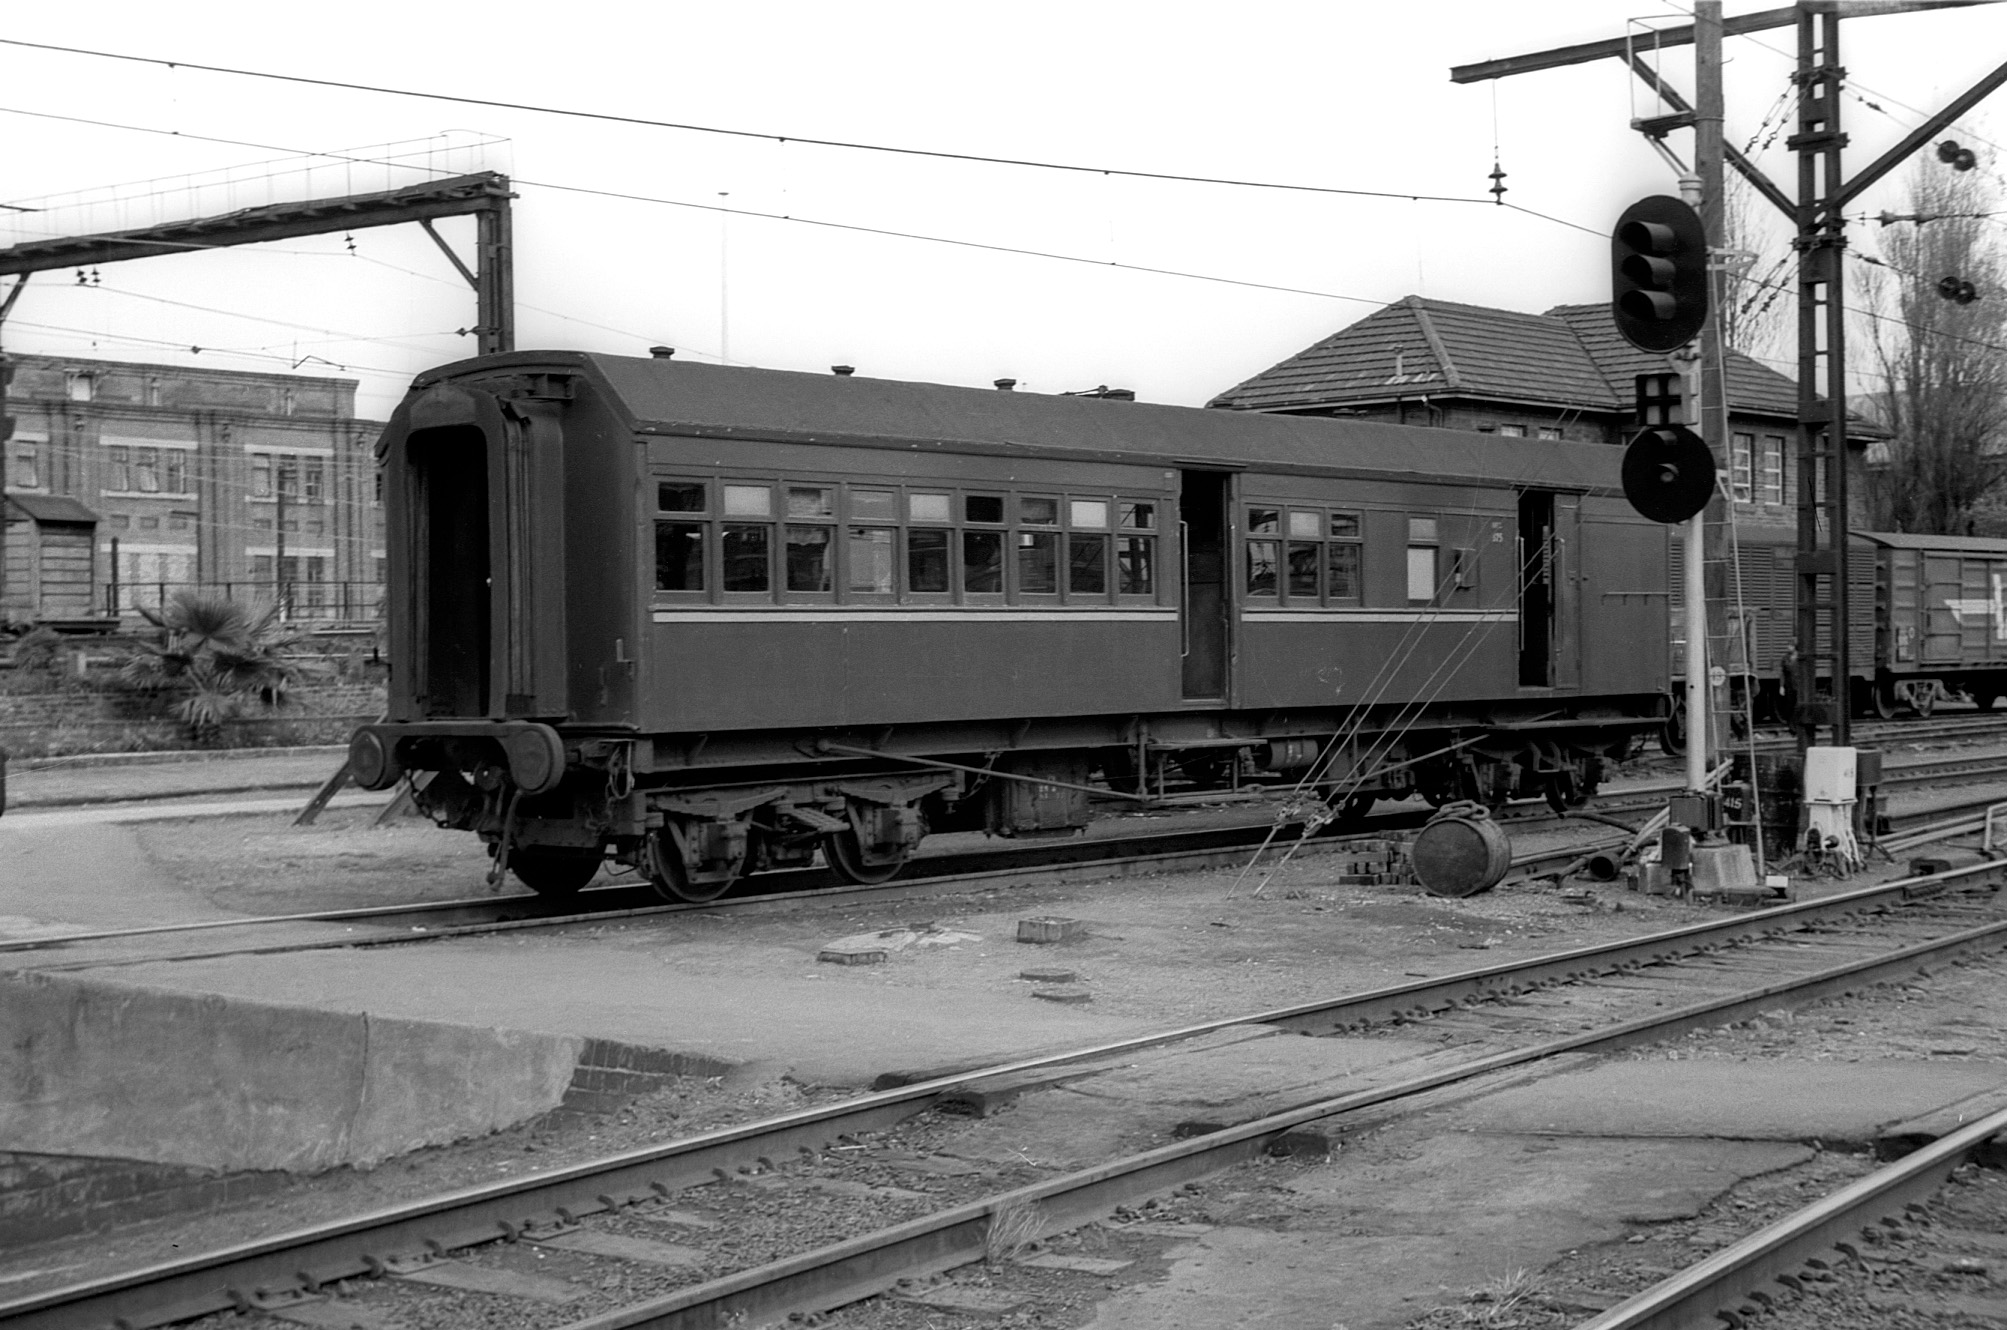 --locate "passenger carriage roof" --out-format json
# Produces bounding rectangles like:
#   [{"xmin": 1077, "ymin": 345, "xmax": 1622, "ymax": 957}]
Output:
[{"xmin": 423, "ymin": 352, "xmax": 1626, "ymax": 492}]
